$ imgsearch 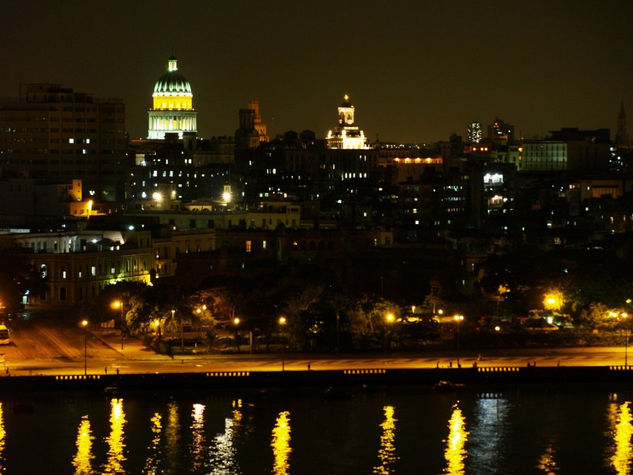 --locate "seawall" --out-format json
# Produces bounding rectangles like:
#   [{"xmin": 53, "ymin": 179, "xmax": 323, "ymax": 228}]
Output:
[{"xmin": 0, "ymin": 365, "xmax": 633, "ymax": 392}]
